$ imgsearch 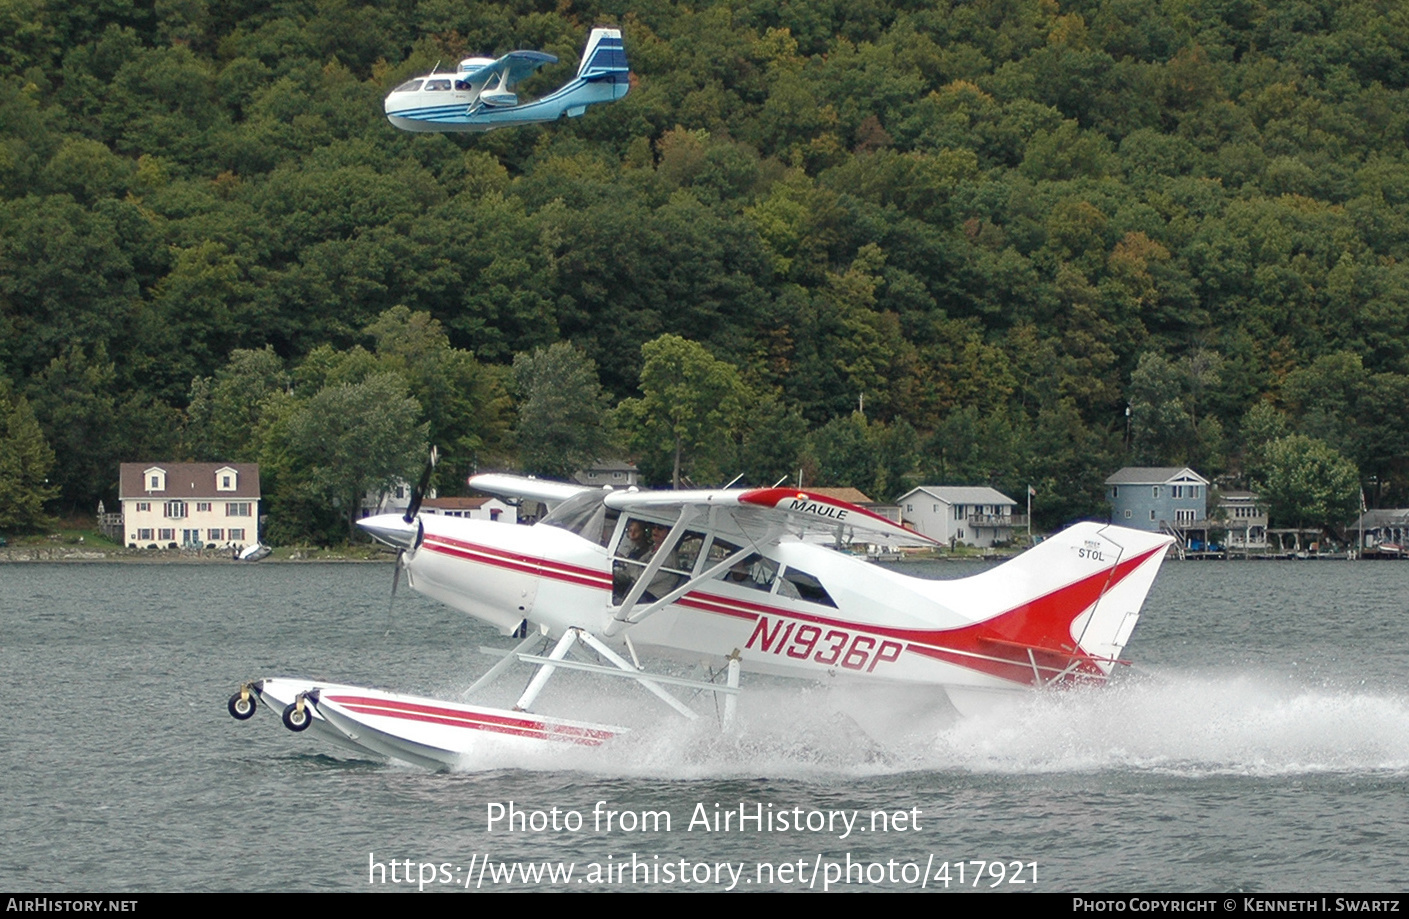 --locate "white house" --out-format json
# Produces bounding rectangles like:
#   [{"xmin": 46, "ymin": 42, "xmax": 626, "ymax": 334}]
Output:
[
  {"xmin": 120, "ymin": 462, "xmax": 261, "ymax": 549},
  {"xmin": 895, "ymin": 486, "xmax": 1023, "ymax": 547},
  {"xmin": 421, "ymin": 495, "xmax": 517, "ymax": 523}
]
